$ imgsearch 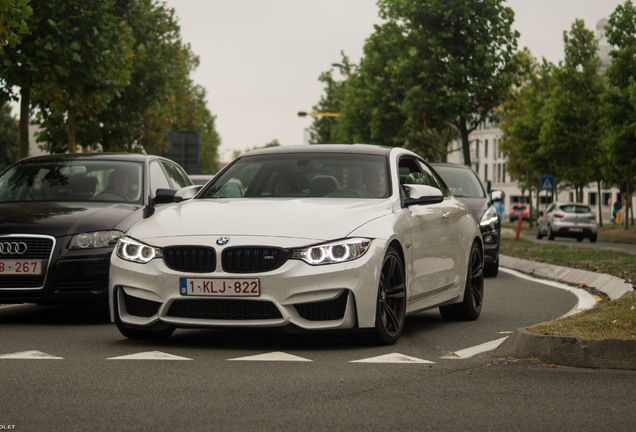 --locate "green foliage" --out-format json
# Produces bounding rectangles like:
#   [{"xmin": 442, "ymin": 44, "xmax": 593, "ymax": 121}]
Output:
[
  {"xmin": 601, "ymin": 0, "xmax": 636, "ymax": 228},
  {"xmin": 0, "ymin": 0, "xmax": 221, "ymax": 174},
  {"xmin": 539, "ymin": 19, "xmax": 605, "ymax": 190},
  {"xmin": 0, "ymin": 101, "xmax": 19, "ymax": 170},
  {"xmin": 0, "ymin": 0, "xmax": 32, "ymax": 50},
  {"xmin": 312, "ymin": 0, "xmax": 519, "ymax": 164},
  {"xmin": 499, "ymin": 51, "xmax": 554, "ymax": 191},
  {"xmin": 310, "ymin": 51, "xmax": 354, "ymax": 144},
  {"xmin": 376, "ymin": 0, "xmax": 519, "ymax": 165}
]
